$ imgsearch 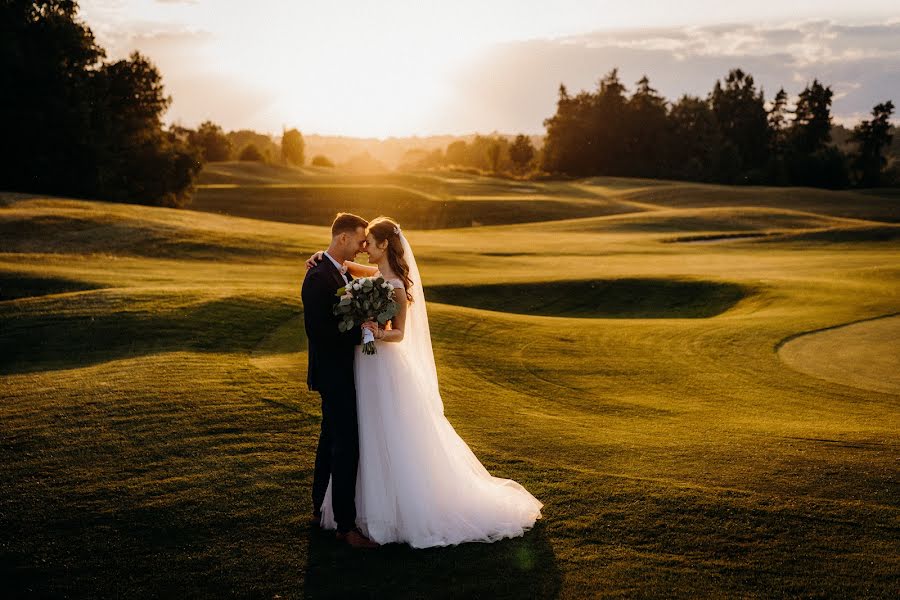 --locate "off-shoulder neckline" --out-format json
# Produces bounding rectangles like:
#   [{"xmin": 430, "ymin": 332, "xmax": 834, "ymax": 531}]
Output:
[{"xmin": 375, "ymin": 271, "xmax": 404, "ymax": 288}]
